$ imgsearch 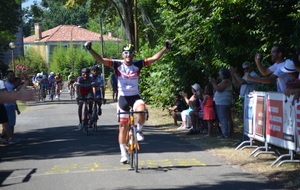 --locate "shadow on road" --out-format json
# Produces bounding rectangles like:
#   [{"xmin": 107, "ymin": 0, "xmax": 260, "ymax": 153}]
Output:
[{"xmin": 0, "ymin": 124, "xmax": 200, "ymax": 162}]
